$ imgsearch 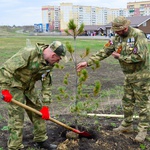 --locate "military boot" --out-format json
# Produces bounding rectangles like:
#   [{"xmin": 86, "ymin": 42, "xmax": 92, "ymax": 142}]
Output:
[
  {"xmin": 36, "ymin": 139, "xmax": 57, "ymax": 150},
  {"xmin": 113, "ymin": 125, "xmax": 134, "ymax": 133},
  {"xmin": 135, "ymin": 131, "xmax": 147, "ymax": 142}
]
